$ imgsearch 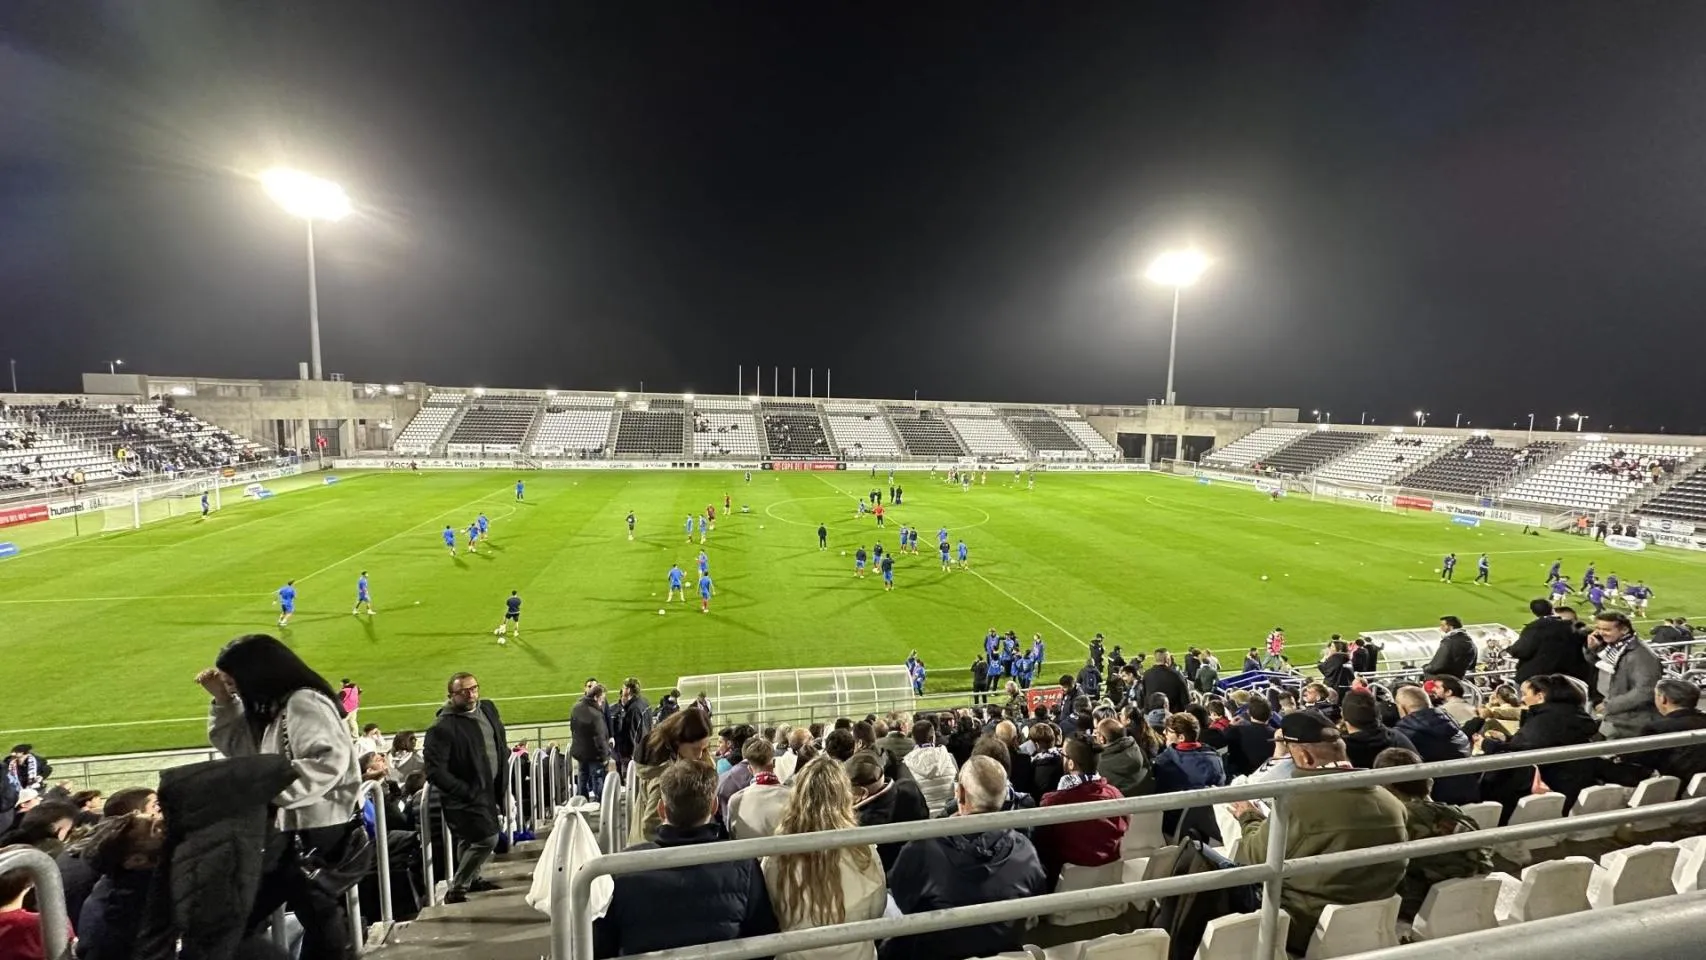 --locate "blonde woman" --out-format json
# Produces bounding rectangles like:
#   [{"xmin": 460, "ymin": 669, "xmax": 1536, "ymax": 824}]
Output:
[{"xmin": 761, "ymin": 756, "xmax": 887, "ymax": 960}]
